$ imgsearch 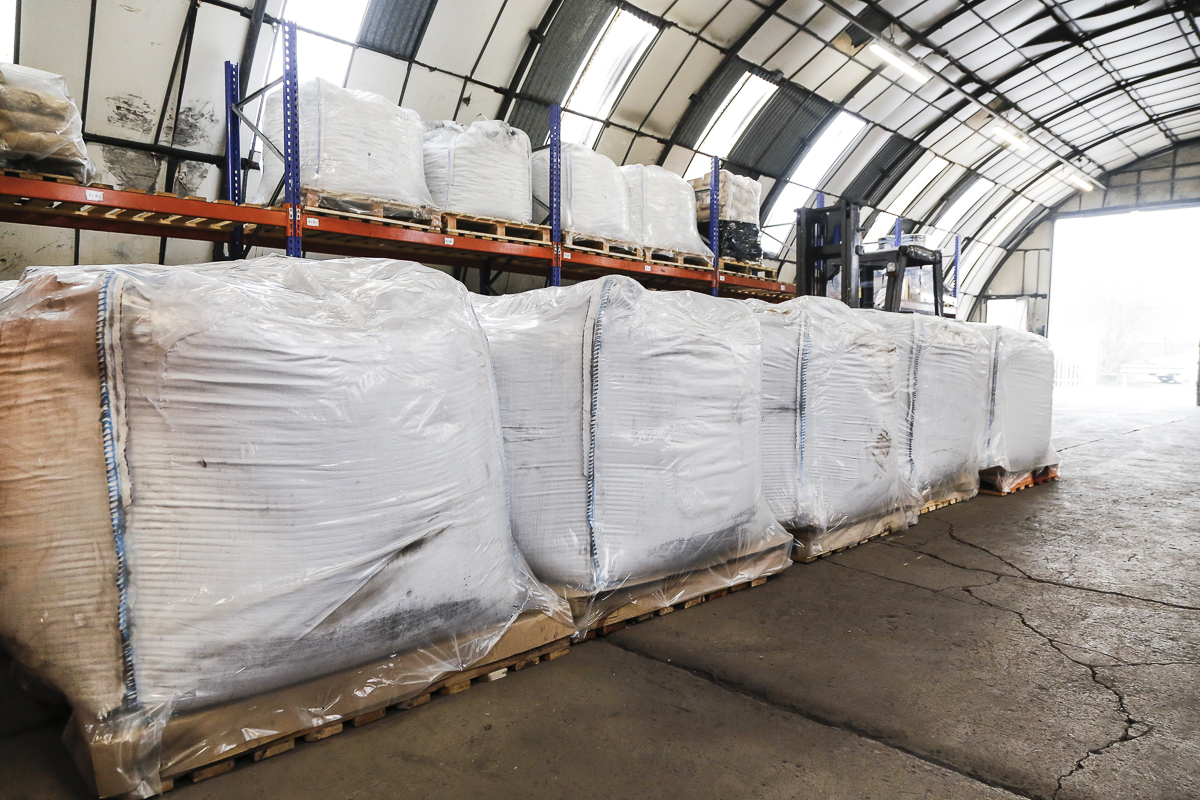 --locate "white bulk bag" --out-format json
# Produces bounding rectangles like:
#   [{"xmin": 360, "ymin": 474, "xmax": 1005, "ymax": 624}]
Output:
[
  {"xmin": 976, "ymin": 323, "xmax": 1058, "ymax": 485},
  {"xmin": 532, "ymin": 143, "xmax": 635, "ymax": 245},
  {"xmin": 0, "ymin": 63, "xmax": 94, "ymax": 182},
  {"xmin": 621, "ymin": 163, "xmax": 712, "ymax": 257},
  {"xmin": 869, "ymin": 313, "xmax": 992, "ymax": 506},
  {"xmin": 262, "ymin": 78, "xmax": 435, "ymax": 215},
  {"xmin": 422, "ymin": 120, "xmax": 532, "ymax": 222},
  {"xmin": 751, "ymin": 297, "xmax": 919, "ymax": 557},
  {"xmin": 473, "ymin": 276, "xmax": 790, "ymax": 625},
  {"xmin": 0, "ymin": 256, "xmax": 564, "ymax": 790}
]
